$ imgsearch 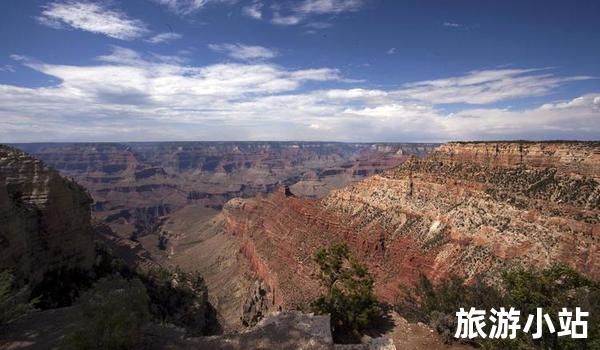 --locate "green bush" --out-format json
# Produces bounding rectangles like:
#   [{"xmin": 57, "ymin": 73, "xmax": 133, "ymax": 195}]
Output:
[
  {"xmin": 64, "ymin": 276, "xmax": 151, "ymax": 350},
  {"xmin": 311, "ymin": 243, "xmax": 380, "ymax": 343},
  {"xmin": 395, "ymin": 264, "xmax": 600, "ymax": 349},
  {"xmin": 140, "ymin": 267, "xmax": 209, "ymax": 335}
]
